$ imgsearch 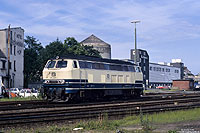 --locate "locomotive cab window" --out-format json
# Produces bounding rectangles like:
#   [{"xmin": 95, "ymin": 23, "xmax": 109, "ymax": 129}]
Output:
[
  {"xmin": 104, "ymin": 64, "xmax": 110, "ymax": 70},
  {"xmin": 73, "ymin": 61, "xmax": 78, "ymax": 68},
  {"xmin": 46, "ymin": 61, "xmax": 56, "ymax": 68},
  {"xmin": 56, "ymin": 61, "xmax": 67, "ymax": 68},
  {"xmin": 79, "ymin": 61, "xmax": 86, "ymax": 68},
  {"xmin": 123, "ymin": 66, "xmax": 128, "ymax": 71},
  {"xmin": 85, "ymin": 62, "xmax": 92, "ymax": 69}
]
